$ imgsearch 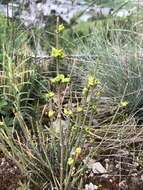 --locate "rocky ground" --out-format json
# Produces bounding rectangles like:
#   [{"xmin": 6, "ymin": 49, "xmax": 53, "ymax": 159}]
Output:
[
  {"xmin": 0, "ymin": 155, "xmax": 25, "ymax": 190},
  {"xmin": 1, "ymin": 147, "xmax": 143, "ymax": 190}
]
